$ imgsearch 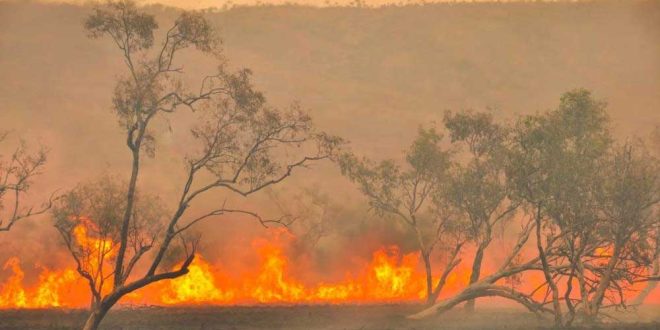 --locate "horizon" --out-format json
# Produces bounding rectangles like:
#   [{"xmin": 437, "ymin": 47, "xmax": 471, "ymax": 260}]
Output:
[{"xmin": 11, "ymin": 0, "xmax": 599, "ymax": 10}]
